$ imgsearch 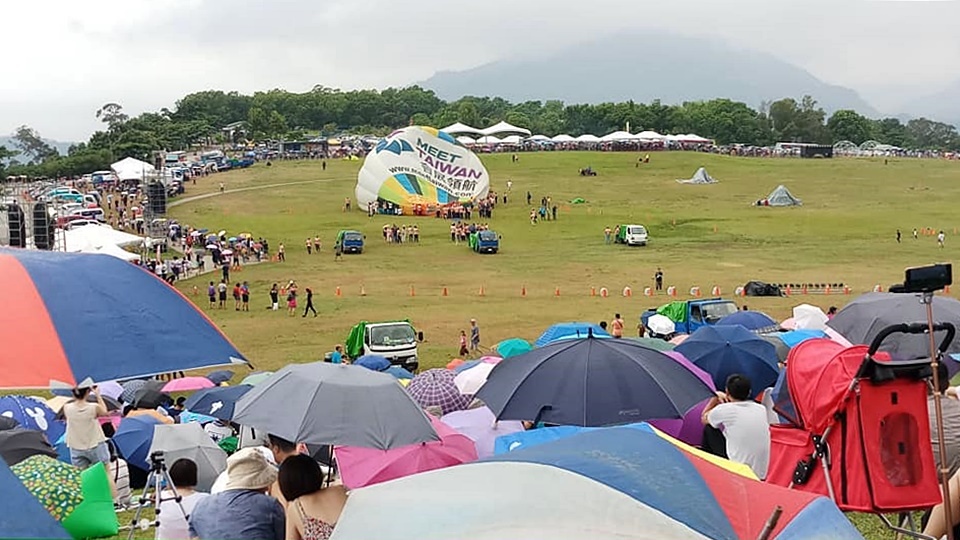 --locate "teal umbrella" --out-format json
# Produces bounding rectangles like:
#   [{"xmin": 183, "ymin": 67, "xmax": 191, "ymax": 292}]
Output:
[
  {"xmin": 628, "ymin": 337, "xmax": 675, "ymax": 352},
  {"xmin": 495, "ymin": 338, "xmax": 533, "ymax": 359}
]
